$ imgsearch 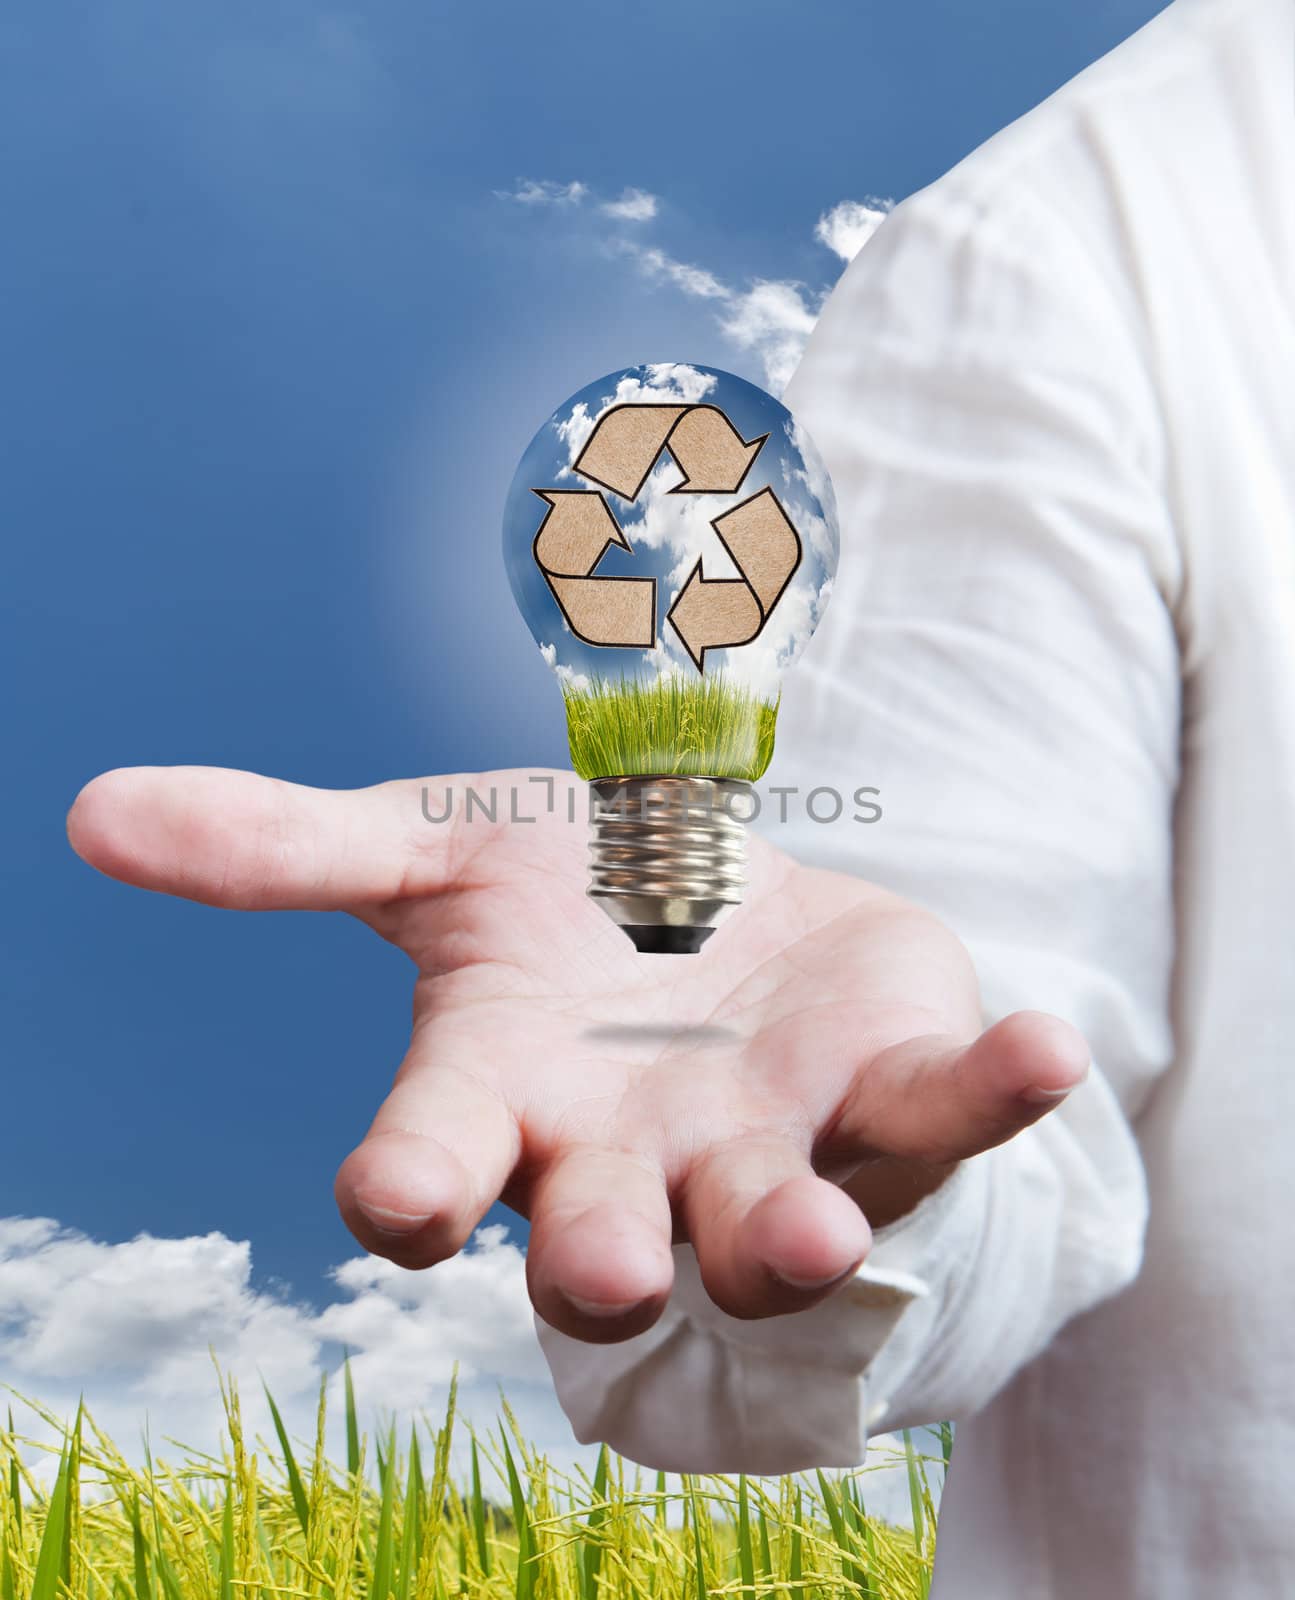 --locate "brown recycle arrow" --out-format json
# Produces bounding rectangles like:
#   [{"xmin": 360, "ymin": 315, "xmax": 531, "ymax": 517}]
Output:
[
  {"xmin": 573, "ymin": 402, "xmax": 768, "ymax": 500},
  {"xmin": 665, "ymin": 487, "xmax": 803, "ymax": 672},
  {"xmin": 531, "ymin": 489, "xmax": 656, "ymax": 648}
]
